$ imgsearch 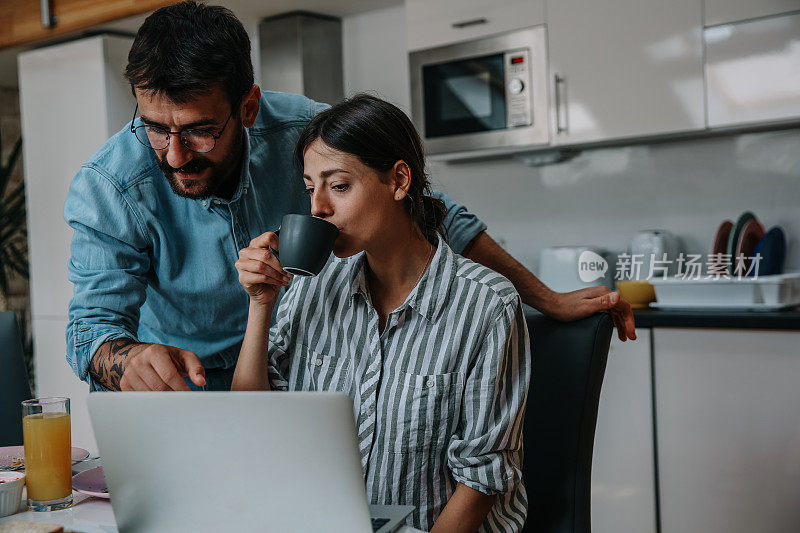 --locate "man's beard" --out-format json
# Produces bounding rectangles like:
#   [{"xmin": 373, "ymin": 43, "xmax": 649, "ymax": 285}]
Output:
[{"xmin": 157, "ymin": 128, "xmax": 243, "ymax": 200}]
